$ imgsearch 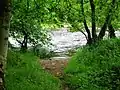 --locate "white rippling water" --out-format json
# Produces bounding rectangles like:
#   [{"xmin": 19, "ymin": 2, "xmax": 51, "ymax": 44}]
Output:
[
  {"xmin": 50, "ymin": 28, "xmax": 87, "ymax": 53},
  {"xmin": 9, "ymin": 28, "xmax": 120, "ymax": 53}
]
